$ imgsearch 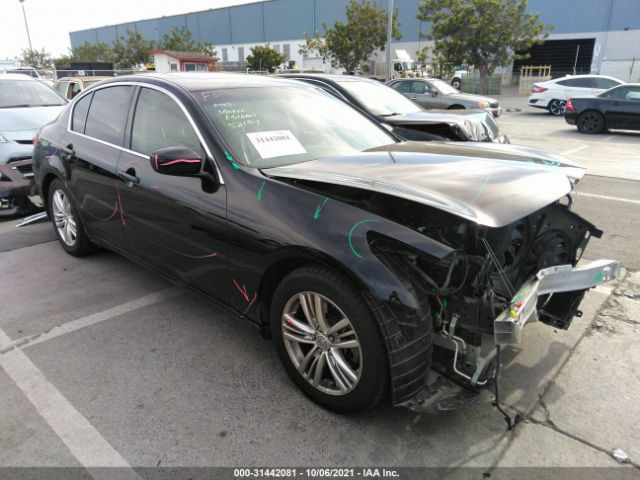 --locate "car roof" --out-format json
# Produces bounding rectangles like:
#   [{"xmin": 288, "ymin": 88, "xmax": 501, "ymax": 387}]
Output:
[
  {"xmin": 0, "ymin": 73, "xmax": 39, "ymax": 81},
  {"xmin": 98, "ymin": 72, "xmax": 306, "ymax": 91},
  {"xmin": 277, "ymin": 73, "xmax": 380, "ymax": 85},
  {"xmin": 551, "ymin": 74, "xmax": 623, "ymax": 82}
]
